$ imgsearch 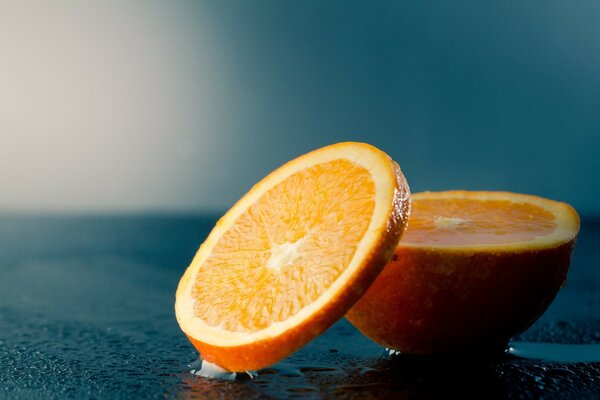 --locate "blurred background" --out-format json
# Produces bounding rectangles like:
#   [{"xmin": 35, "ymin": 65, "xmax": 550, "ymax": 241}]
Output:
[{"xmin": 1, "ymin": 0, "xmax": 599, "ymax": 215}]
